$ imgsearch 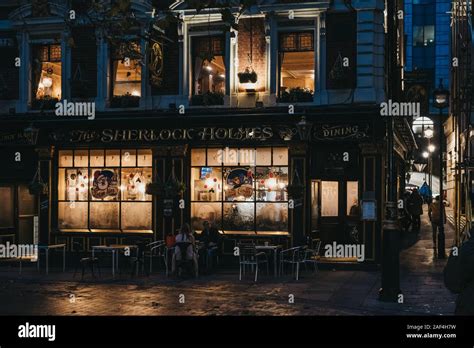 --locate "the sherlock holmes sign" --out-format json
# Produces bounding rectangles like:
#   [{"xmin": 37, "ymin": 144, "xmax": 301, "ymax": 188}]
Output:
[{"xmin": 49, "ymin": 123, "xmax": 371, "ymax": 144}]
